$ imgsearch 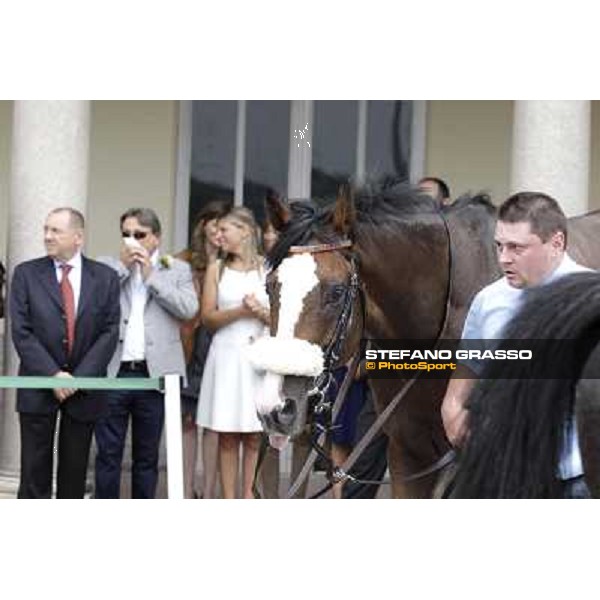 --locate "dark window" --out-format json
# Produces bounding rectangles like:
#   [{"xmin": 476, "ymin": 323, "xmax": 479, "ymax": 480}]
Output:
[
  {"xmin": 243, "ymin": 101, "xmax": 290, "ymax": 226},
  {"xmin": 189, "ymin": 101, "xmax": 236, "ymax": 240},
  {"xmin": 311, "ymin": 101, "xmax": 358, "ymax": 200},
  {"xmin": 366, "ymin": 101, "xmax": 412, "ymax": 185}
]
